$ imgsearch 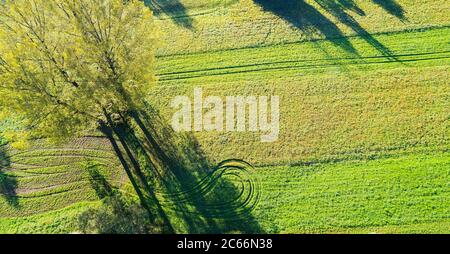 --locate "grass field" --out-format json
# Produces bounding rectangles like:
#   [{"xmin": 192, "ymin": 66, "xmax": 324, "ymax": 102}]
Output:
[
  {"xmin": 0, "ymin": 0, "xmax": 449, "ymax": 234},
  {"xmin": 0, "ymin": 138, "xmax": 126, "ymax": 218}
]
